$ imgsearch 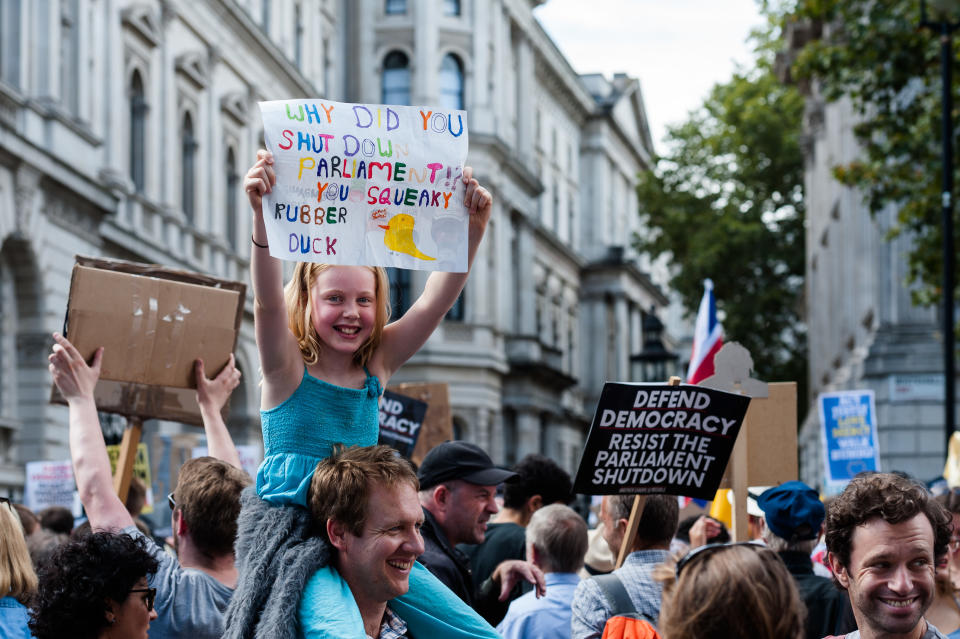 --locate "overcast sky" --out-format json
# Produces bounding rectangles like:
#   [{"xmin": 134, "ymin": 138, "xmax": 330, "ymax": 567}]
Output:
[{"xmin": 534, "ymin": 0, "xmax": 766, "ymax": 153}]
